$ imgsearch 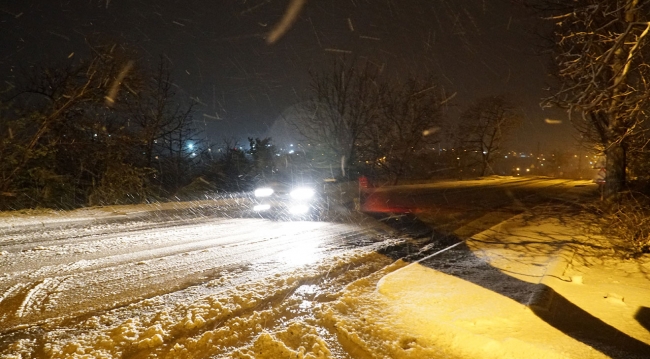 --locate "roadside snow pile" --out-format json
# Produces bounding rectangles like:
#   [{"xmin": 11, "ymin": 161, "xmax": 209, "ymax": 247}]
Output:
[
  {"xmin": 321, "ymin": 211, "xmax": 650, "ymax": 359},
  {"xmin": 0, "ymin": 198, "xmax": 232, "ymax": 230},
  {"xmin": 230, "ymin": 323, "xmax": 332, "ymax": 359},
  {"xmin": 40, "ymin": 274, "xmax": 309, "ymax": 358},
  {"xmin": 11, "ymin": 249, "xmax": 392, "ymax": 359},
  {"xmin": 375, "ymin": 263, "xmax": 608, "ymax": 359},
  {"xmin": 0, "ymin": 207, "xmax": 127, "ymax": 229},
  {"xmin": 320, "ymin": 260, "xmax": 454, "ymax": 358}
]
